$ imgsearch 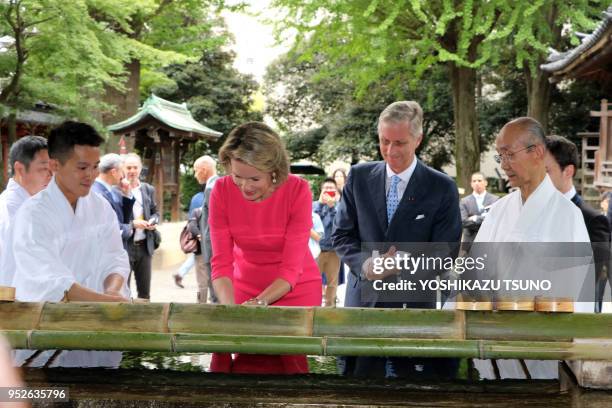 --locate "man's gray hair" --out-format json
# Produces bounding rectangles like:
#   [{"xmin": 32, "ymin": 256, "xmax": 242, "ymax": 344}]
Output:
[
  {"xmin": 502, "ymin": 117, "xmax": 546, "ymax": 146},
  {"xmin": 124, "ymin": 152, "xmax": 142, "ymax": 167},
  {"xmin": 194, "ymin": 155, "xmax": 217, "ymax": 173},
  {"xmin": 99, "ymin": 153, "xmax": 124, "ymax": 174},
  {"xmin": 9, "ymin": 135, "xmax": 48, "ymax": 174},
  {"xmin": 377, "ymin": 101, "xmax": 423, "ymax": 137}
]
